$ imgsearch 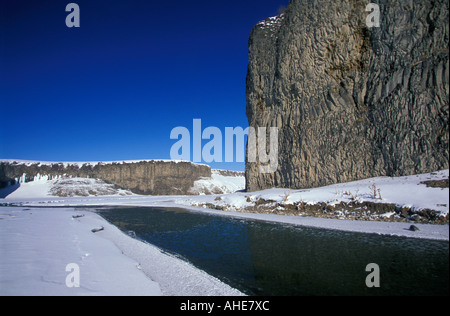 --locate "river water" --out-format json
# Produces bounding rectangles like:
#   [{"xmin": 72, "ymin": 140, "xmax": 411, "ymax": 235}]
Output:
[{"xmin": 97, "ymin": 207, "xmax": 449, "ymax": 296}]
